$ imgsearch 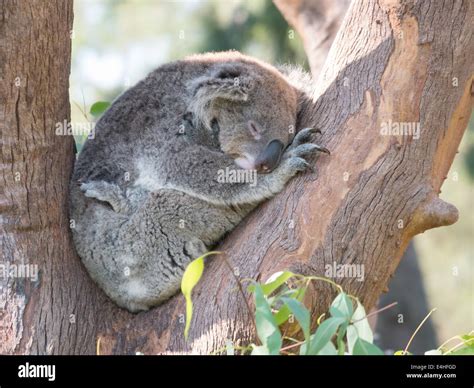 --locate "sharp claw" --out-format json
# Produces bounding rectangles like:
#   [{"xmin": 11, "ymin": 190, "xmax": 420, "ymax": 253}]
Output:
[
  {"xmin": 314, "ymin": 145, "xmax": 330, "ymax": 155},
  {"xmin": 300, "ymin": 127, "xmax": 321, "ymax": 134}
]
